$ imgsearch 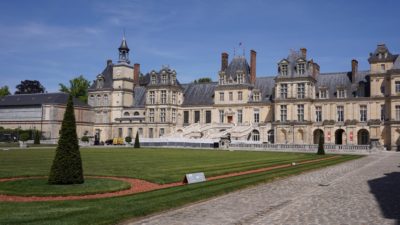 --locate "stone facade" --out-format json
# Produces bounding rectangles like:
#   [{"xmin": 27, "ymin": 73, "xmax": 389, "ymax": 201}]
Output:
[{"xmin": 86, "ymin": 40, "xmax": 400, "ymax": 150}]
